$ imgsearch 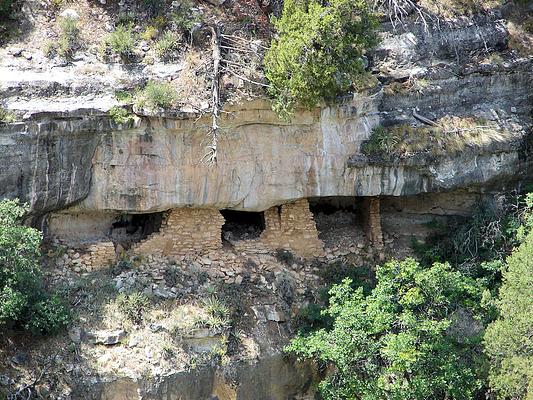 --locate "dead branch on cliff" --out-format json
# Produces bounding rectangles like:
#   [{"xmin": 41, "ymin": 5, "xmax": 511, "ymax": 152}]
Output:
[
  {"xmin": 201, "ymin": 29, "xmax": 268, "ymax": 165},
  {"xmin": 202, "ymin": 24, "xmax": 222, "ymax": 165},
  {"xmin": 371, "ymin": 0, "xmax": 435, "ymax": 32},
  {"xmin": 7, "ymin": 358, "xmax": 53, "ymax": 400}
]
